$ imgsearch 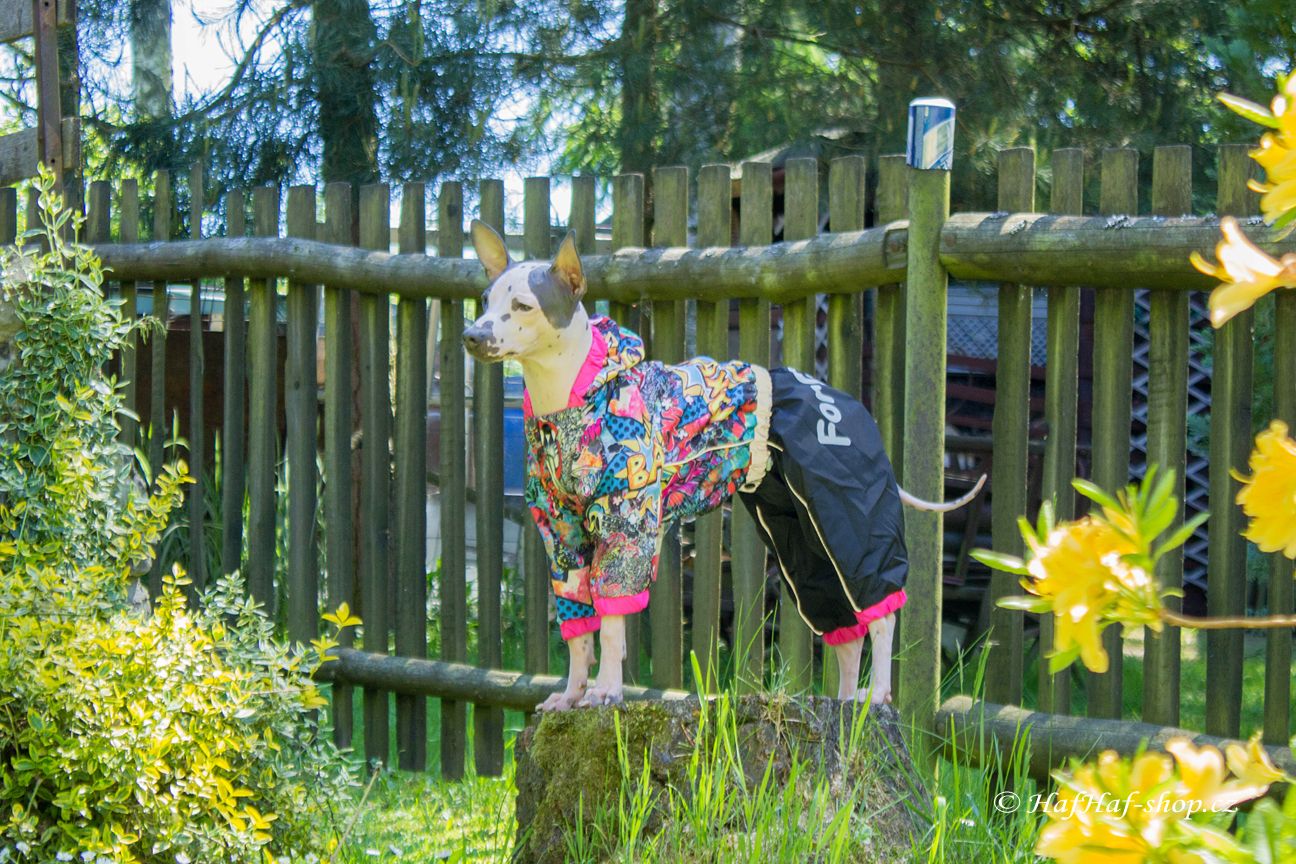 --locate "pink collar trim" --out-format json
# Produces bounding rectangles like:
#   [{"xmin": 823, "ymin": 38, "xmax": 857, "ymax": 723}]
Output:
[{"xmin": 522, "ymin": 319, "xmax": 608, "ymax": 419}]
